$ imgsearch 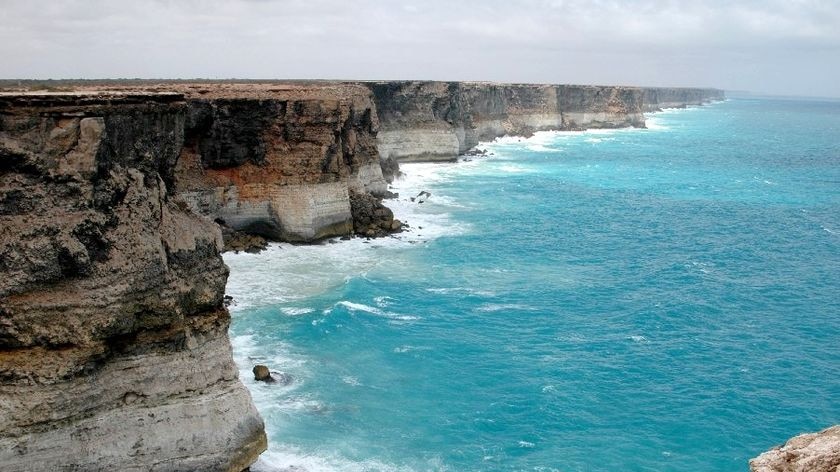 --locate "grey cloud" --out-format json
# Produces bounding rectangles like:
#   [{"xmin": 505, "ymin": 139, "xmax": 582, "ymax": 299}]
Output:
[{"xmin": 1, "ymin": 0, "xmax": 838, "ymax": 96}]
